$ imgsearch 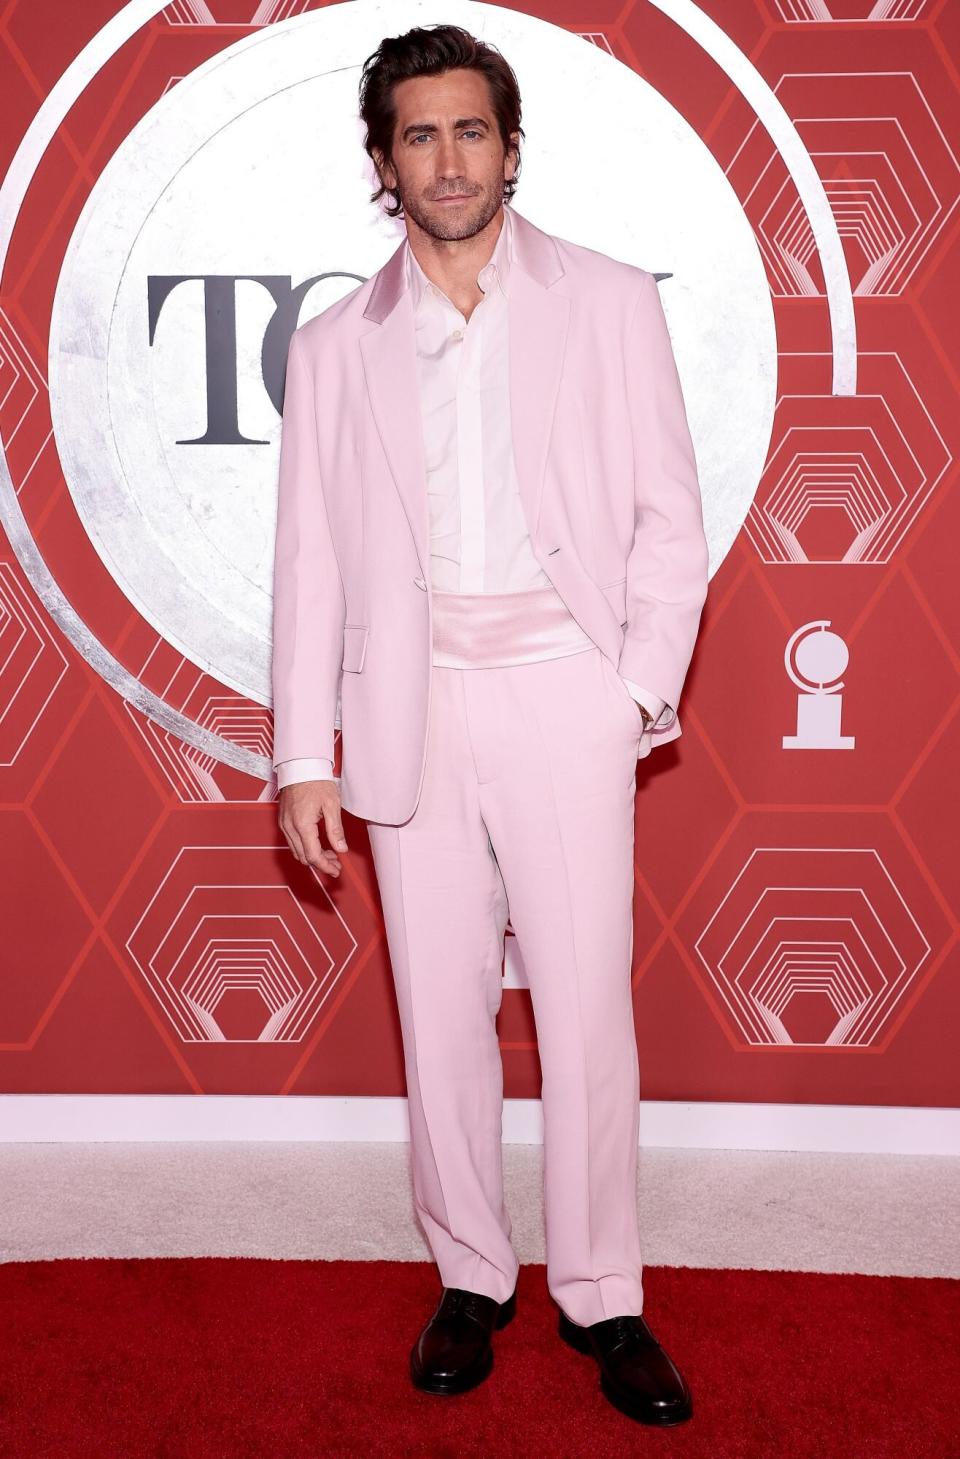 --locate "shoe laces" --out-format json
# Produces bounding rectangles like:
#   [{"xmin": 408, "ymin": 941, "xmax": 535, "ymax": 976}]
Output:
[
  {"xmin": 441, "ymin": 1288, "xmax": 488, "ymax": 1323},
  {"xmin": 607, "ymin": 1314, "xmax": 656, "ymax": 1348}
]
